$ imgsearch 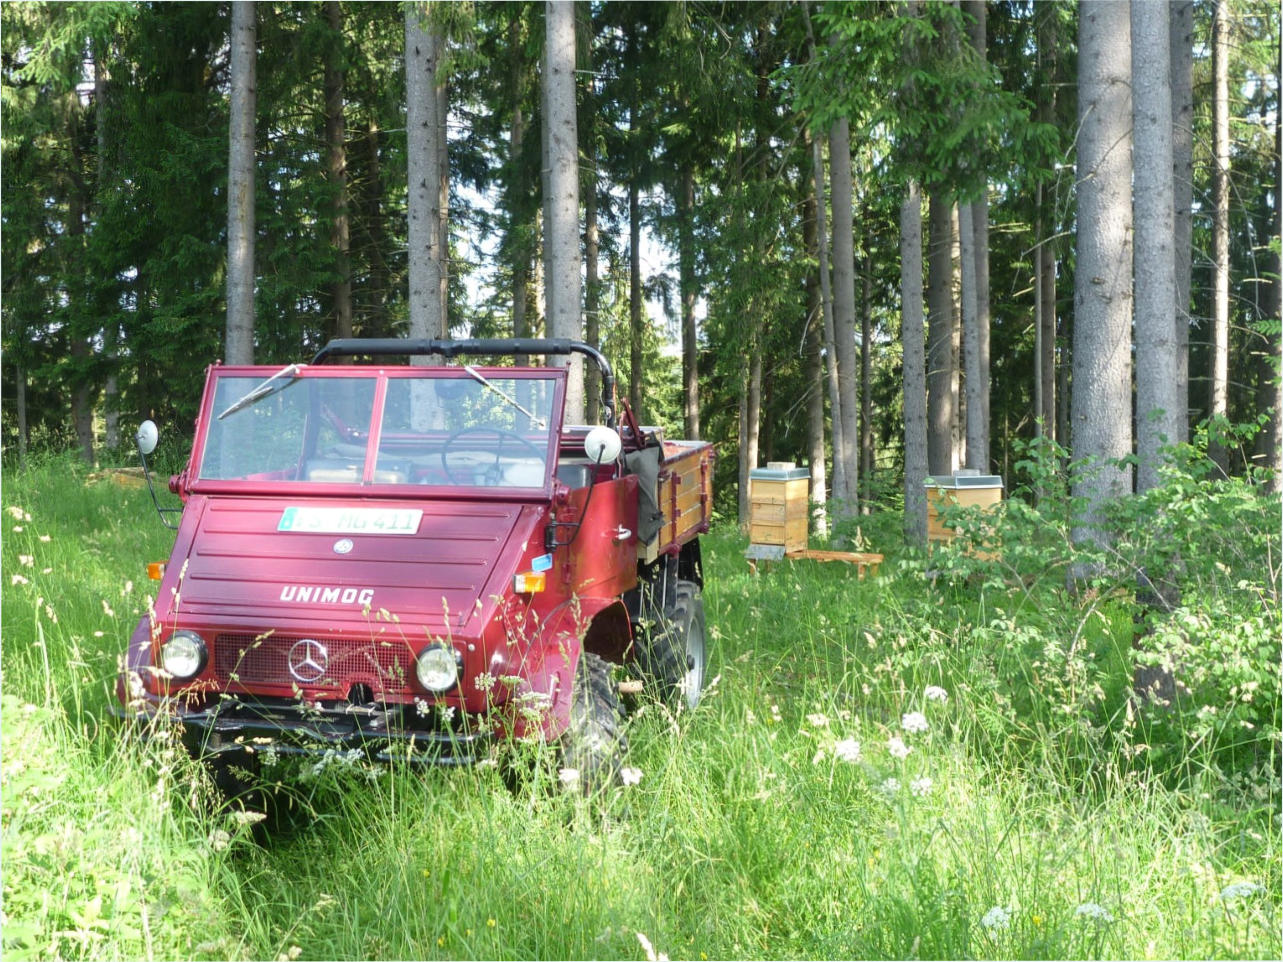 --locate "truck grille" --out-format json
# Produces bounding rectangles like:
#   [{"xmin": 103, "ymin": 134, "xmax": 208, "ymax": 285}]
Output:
[{"xmin": 214, "ymin": 633, "xmax": 413, "ymax": 693}]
